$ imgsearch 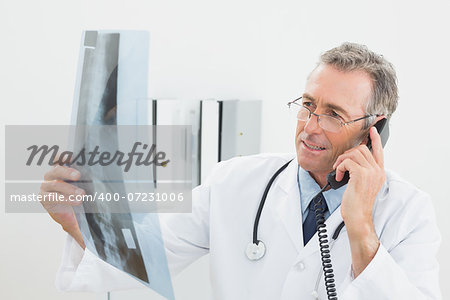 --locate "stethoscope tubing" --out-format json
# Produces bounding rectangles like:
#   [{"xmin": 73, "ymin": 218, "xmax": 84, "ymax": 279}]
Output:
[
  {"xmin": 252, "ymin": 158, "xmax": 346, "ymax": 246},
  {"xmin": 252, "ymin": 159, "xmax": 293, "ymax": 245},
  {"xmin": 249, "ymin": 158, "xmax": 347, "ymax": 300}
]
